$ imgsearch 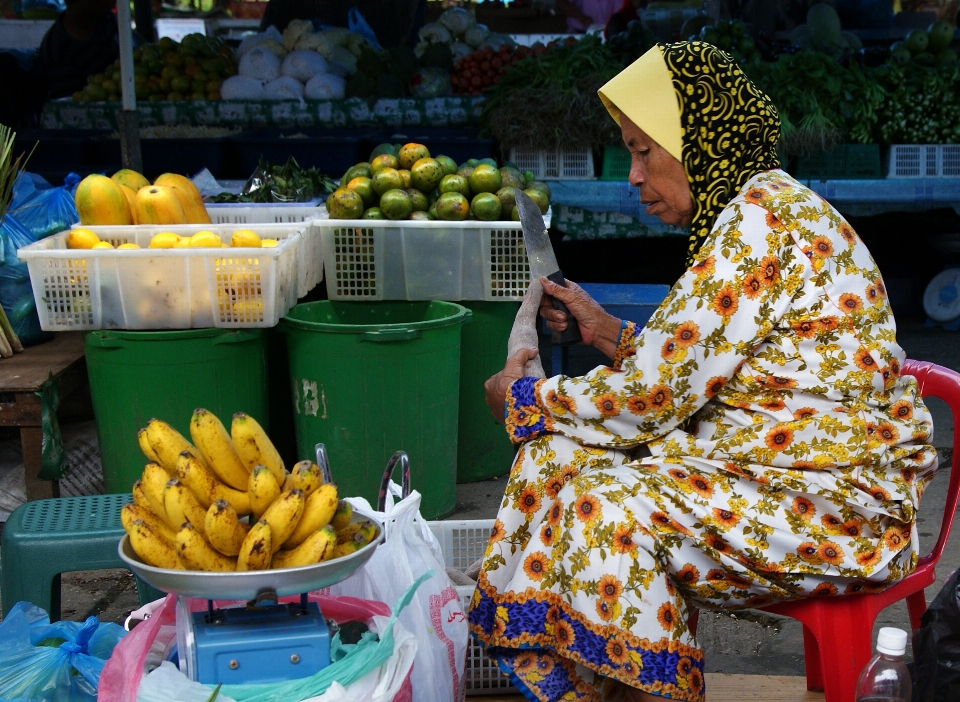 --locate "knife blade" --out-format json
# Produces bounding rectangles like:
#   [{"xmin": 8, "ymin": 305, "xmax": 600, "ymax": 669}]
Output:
[{"xmin": 516, "ymin": 190, "xmax": 581, "ymax": 346}]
